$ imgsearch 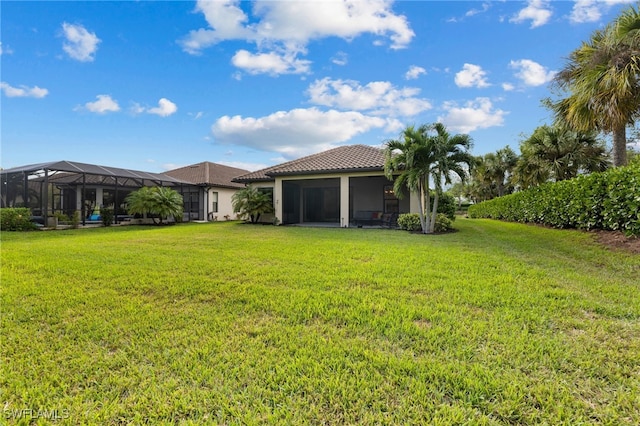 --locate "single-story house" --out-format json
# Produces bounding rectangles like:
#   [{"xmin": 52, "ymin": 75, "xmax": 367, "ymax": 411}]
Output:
[
  {"xmin": 164, "ymin": 162, "xmax": 249, "ymax": 221},
  {"xmin": 232, "ymin": 144, "xmax": 420, "ymax": 227}
]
